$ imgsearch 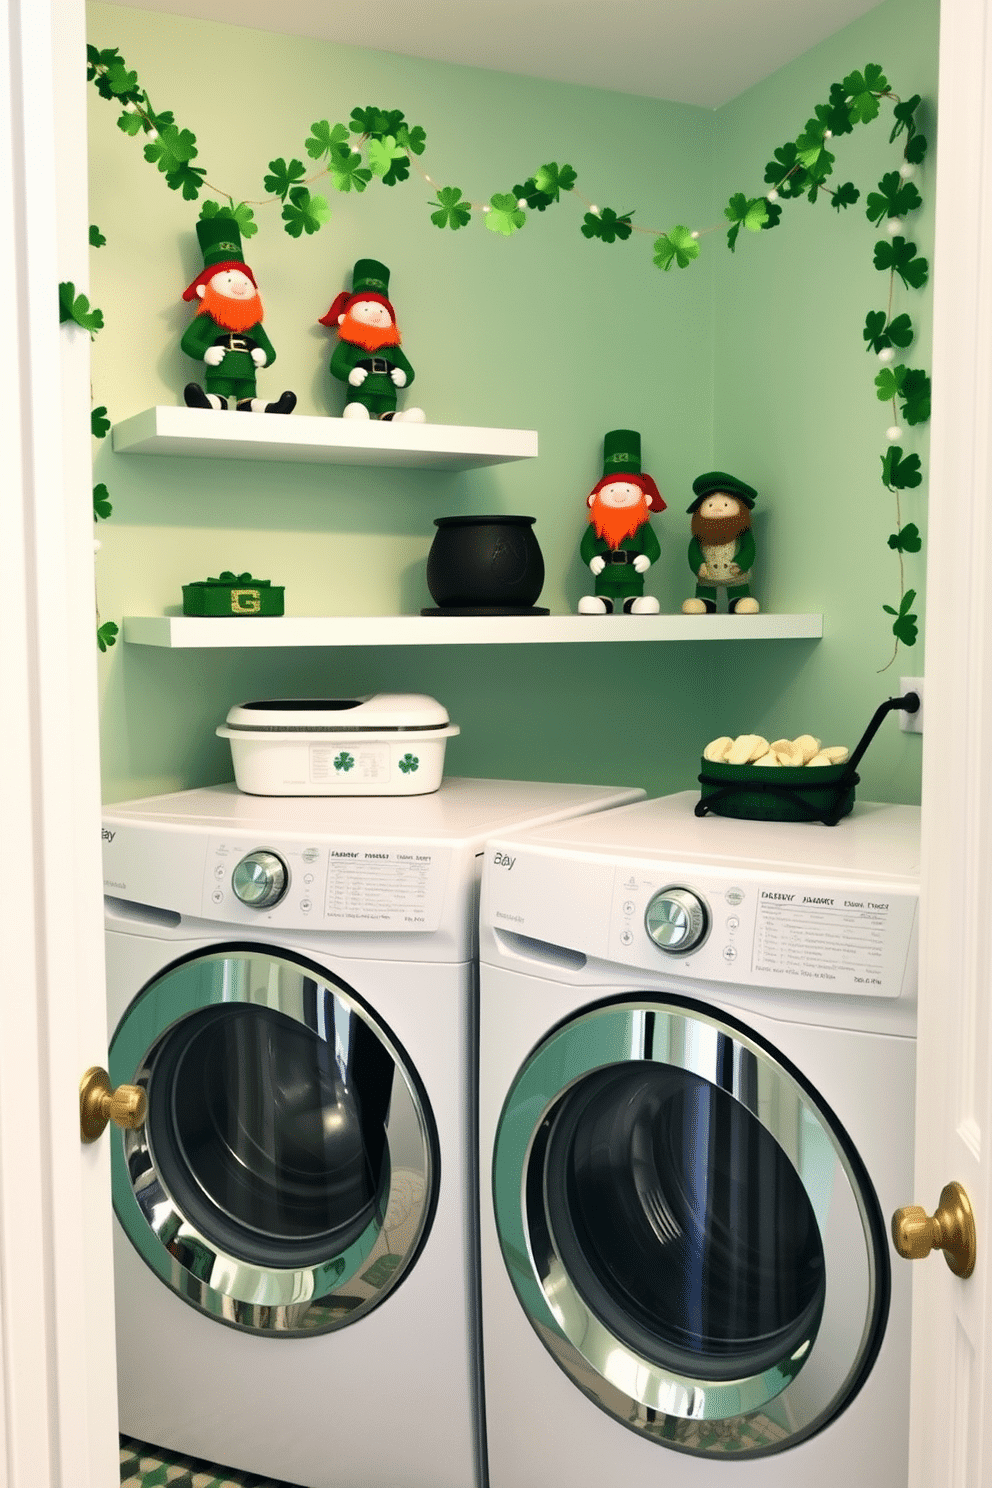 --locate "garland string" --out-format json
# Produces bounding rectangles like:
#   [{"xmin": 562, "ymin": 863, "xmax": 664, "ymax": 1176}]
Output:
[{"xmin": 71, "ymin": 49, "xmax": 929, "ymax": 664}]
